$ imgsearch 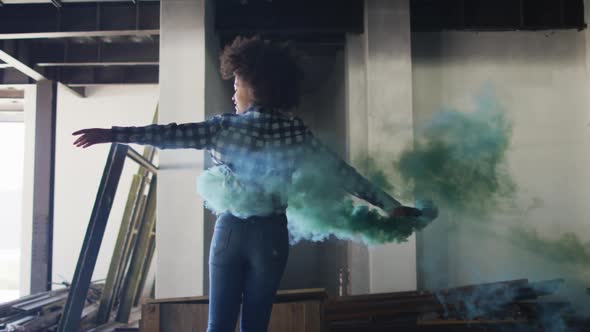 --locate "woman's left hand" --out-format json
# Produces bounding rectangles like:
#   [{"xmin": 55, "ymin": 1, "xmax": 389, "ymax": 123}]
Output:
[{"xmin": 72, "ymin": 128, "xmax": 113, "ymax": 148}]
